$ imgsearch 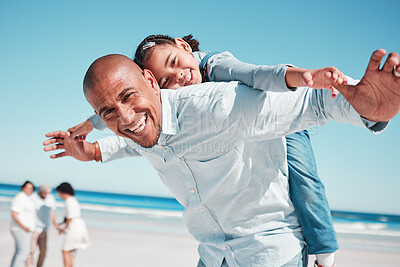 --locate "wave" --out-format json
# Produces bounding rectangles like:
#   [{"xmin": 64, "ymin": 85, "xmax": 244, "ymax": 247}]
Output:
[{"xmin": 333, "ymin": 221, "xmax": 400, "ymax": 237}]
